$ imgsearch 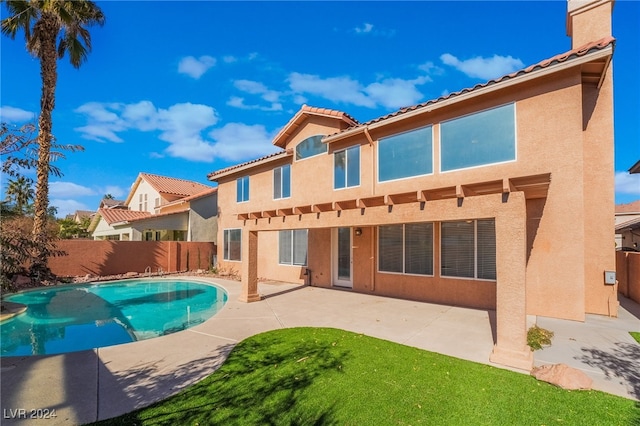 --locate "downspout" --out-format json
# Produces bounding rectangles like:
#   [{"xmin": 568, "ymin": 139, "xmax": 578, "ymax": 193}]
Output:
[{"xmin": 371, "ymin": 226, "xmax": 376, "ymax": 292}]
